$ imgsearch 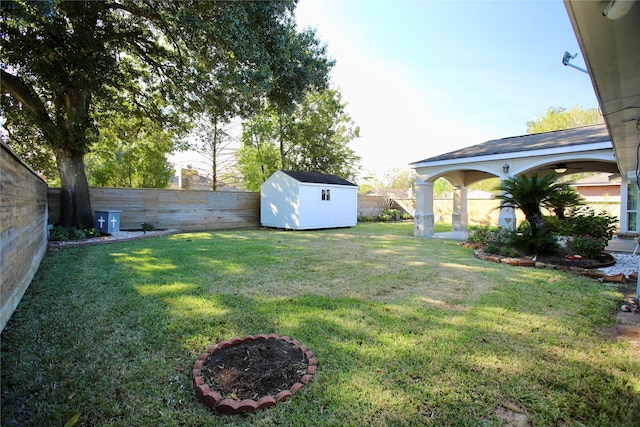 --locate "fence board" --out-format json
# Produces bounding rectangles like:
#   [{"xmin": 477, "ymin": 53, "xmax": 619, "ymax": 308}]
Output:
[
  {"xmin": 1, "ymin": 142, "xmax": 48, "ymax": 331},
  {"xmin": 48, "ymin": 188, "xmax": 260, "ymax": 231}
]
